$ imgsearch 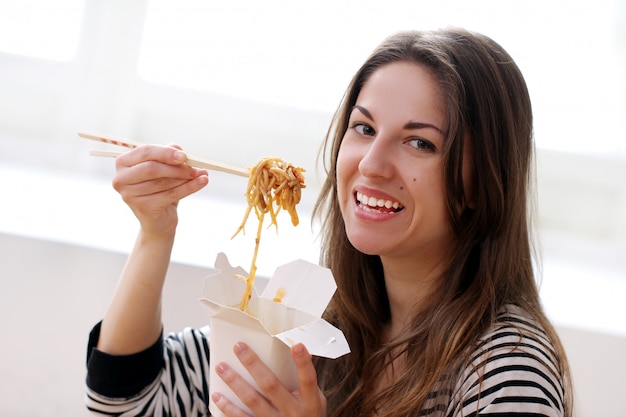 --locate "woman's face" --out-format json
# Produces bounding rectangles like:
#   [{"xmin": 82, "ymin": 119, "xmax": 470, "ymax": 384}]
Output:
[{"xmin": 337, "ymin": 61, "xmax": 462, "ymax": 269}]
